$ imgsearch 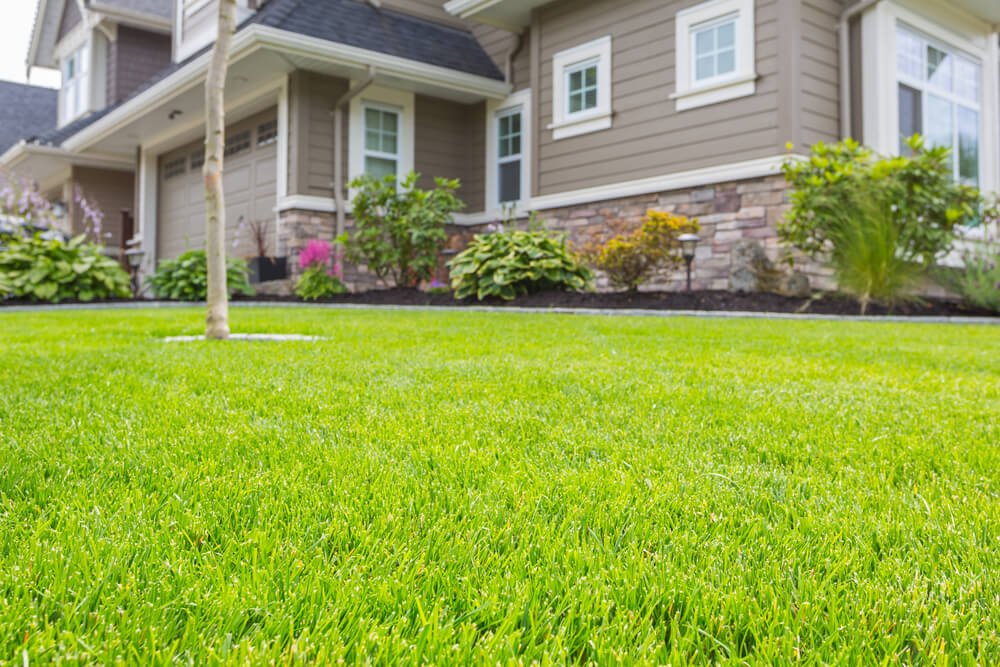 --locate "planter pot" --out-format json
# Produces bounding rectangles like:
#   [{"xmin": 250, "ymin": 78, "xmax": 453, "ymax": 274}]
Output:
[{"xmin": 248, "ymin": 256, "xmax": 288, "ymax": 284}]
